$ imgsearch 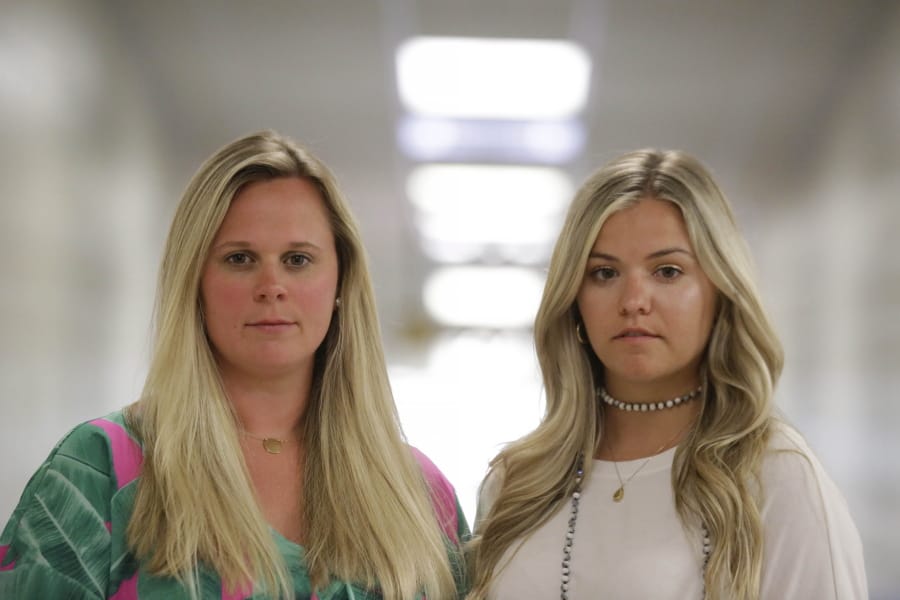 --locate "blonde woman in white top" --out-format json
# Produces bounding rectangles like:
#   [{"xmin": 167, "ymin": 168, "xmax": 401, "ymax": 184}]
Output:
[{"xmin": 467, "ymin": 149, "xmax": 866, "ymax": 599}]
